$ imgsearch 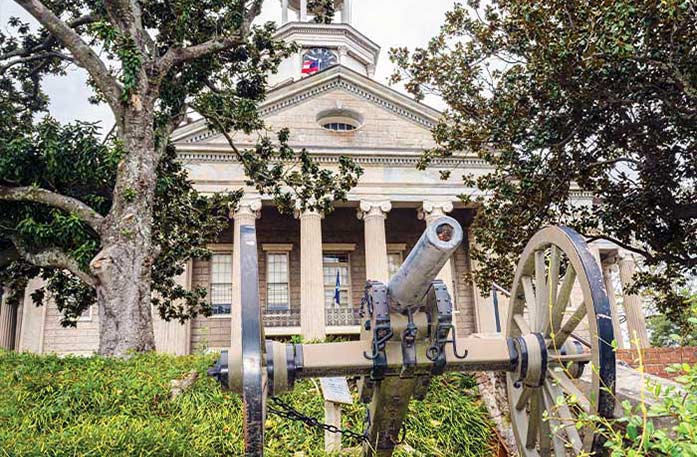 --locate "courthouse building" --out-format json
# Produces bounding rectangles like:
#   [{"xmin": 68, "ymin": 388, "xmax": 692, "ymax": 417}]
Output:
[{"xmin": 0, "ymin": 0, "xmax": 649, "ymax": 355}]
